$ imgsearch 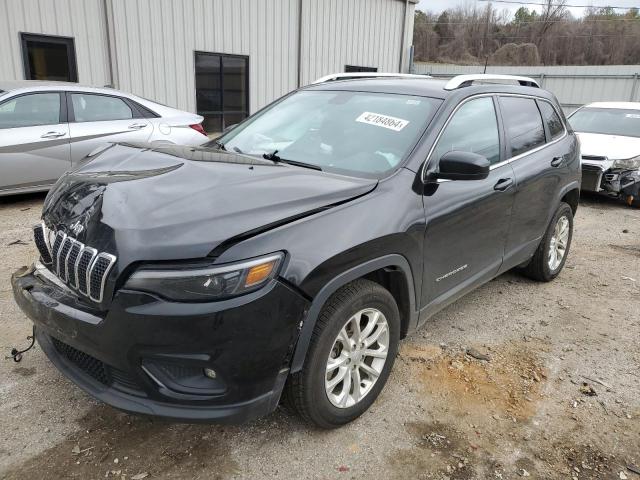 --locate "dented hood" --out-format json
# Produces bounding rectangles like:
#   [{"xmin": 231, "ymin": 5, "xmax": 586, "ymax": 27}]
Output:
[{"xmin": 42, "ymin": 143, "xmax": 377, "ymax": 269}]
